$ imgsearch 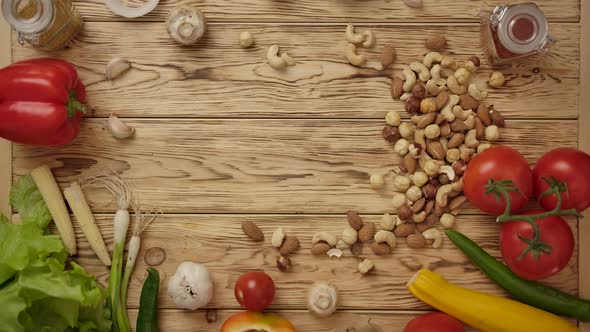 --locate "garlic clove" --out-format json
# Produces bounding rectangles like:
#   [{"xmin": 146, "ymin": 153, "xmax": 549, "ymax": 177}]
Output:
[
  {"xmin": 106, "ymin": 58, "xmax": 131, "ymax": 81},
  {"xmin": 107, "ymin": 114, "xmax": 135, "ymax": 139}
]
